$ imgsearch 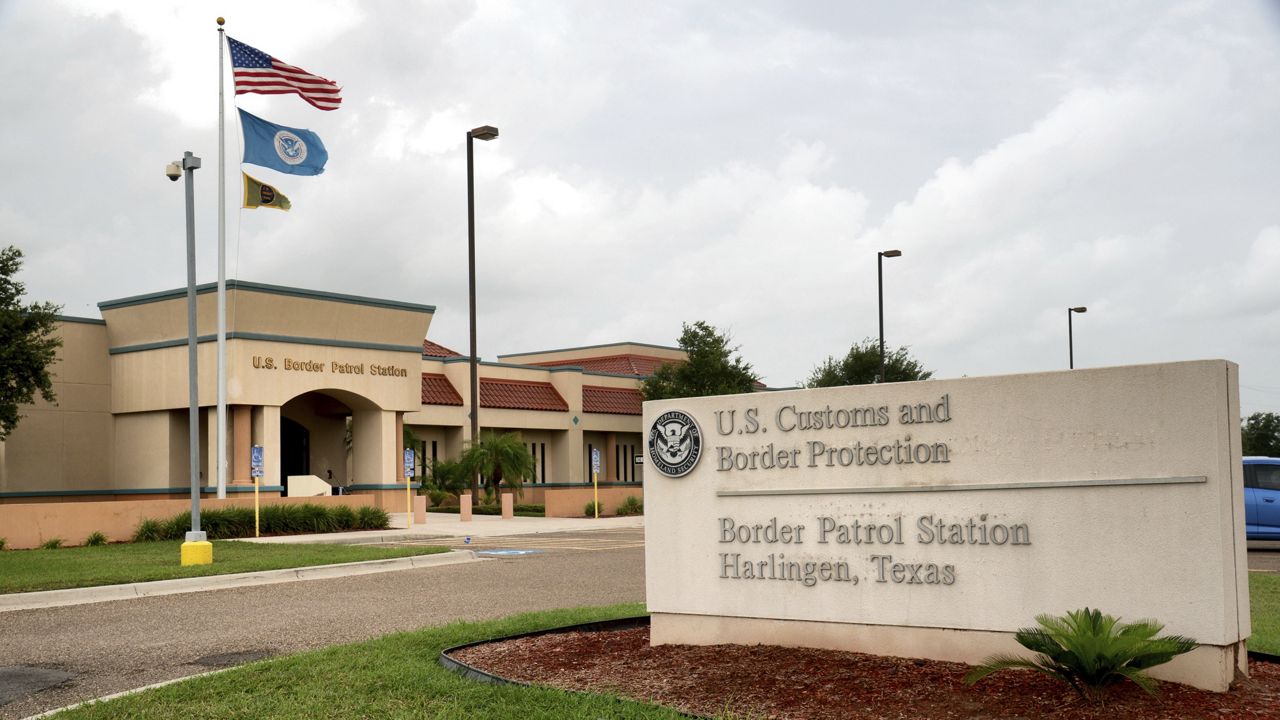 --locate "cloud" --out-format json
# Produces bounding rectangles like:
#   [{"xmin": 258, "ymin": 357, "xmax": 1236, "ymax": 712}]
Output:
[{"xmin": 4, "ymin": 0, "xmax": 1280, "ymax": 414}]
